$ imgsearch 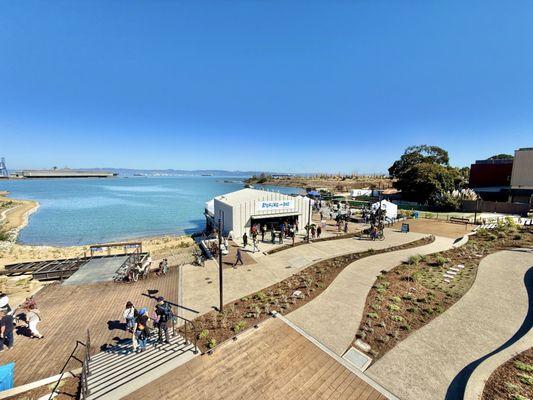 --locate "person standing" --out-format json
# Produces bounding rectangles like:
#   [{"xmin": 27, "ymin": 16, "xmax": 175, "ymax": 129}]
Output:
[
  {"xmin": 261, "ymin": 224, "xmax": 266, "ymax": 241},
  {"xmin": 26, "ymin": 305, "xmax": 43, "ymax": 339},
  {"xmin": 155, "ymin": 297, "xmax": 171, "ymax": 344},
  {"xmin": 0, "ymin": 310, "xmax": 14, "ymax": 351},
  {"xmin": 242, "ymin": 232, "xmax": 248, "ymax": 248},
  {"xmin": 344, "ymin": 221, "xmax": 349, "ymax": 233},
  {"xmin": 233, "ymin": 248, "xmax": 243, "ymax": 268},
  {"xmin": 252, "ymin": 237, "xmax": 260, "ymax": 253},
  {"xmin": 278, "ymin": 231, "xmax": 283, "ymax": 244},
  {"xmin": 317, "ymin": 225, "xmax": 322, "ymax": 238},
  {"xmin": 134, "ymin": 308, "xmax": 149, "ymax": 352},
  {"xmin": 0, "ymin": 293, "xmax": 11, "ymax": 314},
  {"xmin": 123, "ymin": 301, "xmax": 136, "ymax": 332},
  {"xmin": 271, "ymin": 227, "xmax": 276, "ymax": 244}
]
